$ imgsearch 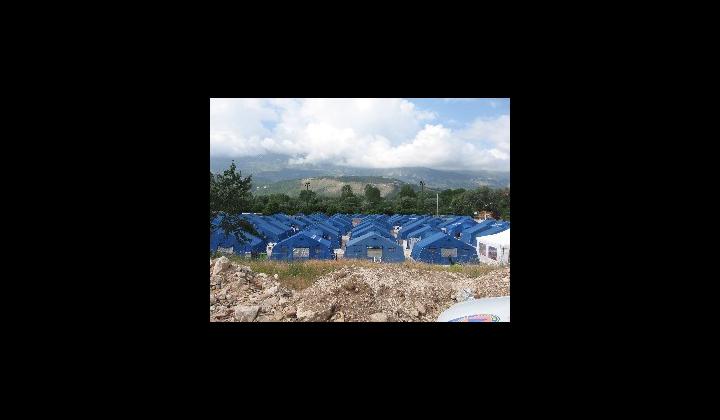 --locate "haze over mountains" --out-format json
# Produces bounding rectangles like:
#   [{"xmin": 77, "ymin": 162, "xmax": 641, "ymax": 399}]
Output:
[{"xmin": 210, "ymin": 155, "xmax": 510, "ymax": 195}]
